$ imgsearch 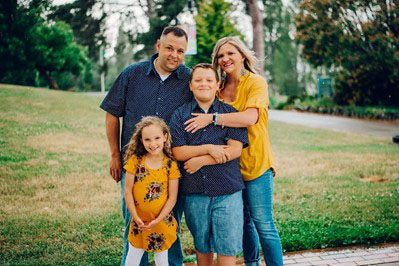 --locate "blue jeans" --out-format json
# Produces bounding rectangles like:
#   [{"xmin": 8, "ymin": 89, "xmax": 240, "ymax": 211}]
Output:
[
  {"xmin": 120, "ymin": 172, "xmax": 185, "ymax": 266},
  {"xmin": 242, "ymin": 169, "xmax": 283, "ymax": 266}
]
